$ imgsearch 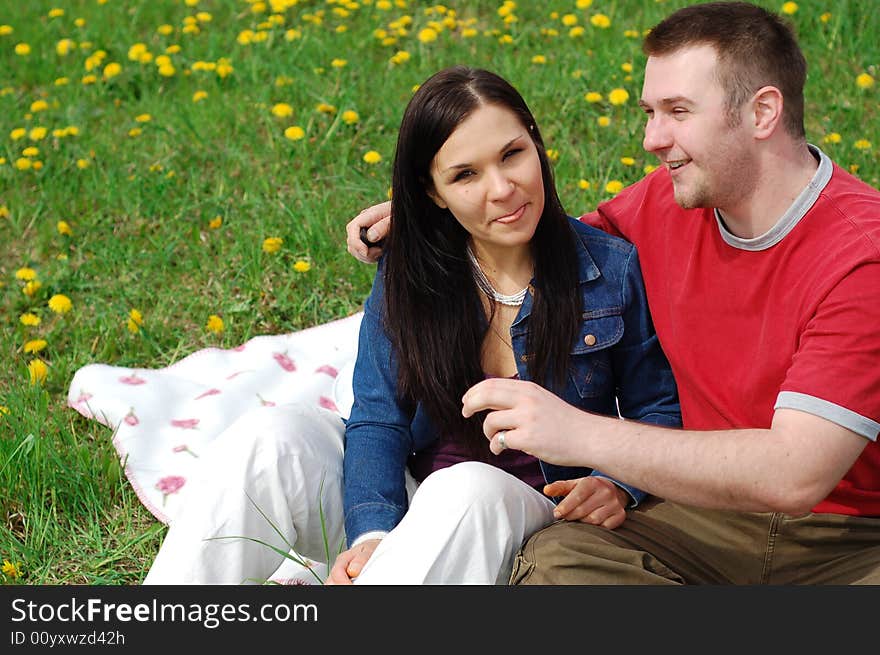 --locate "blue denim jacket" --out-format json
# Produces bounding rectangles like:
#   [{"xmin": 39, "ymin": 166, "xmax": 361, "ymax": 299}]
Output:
[{"xmin": 343, "ymin": 217, "xmax": 681, "ymax": 543}]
